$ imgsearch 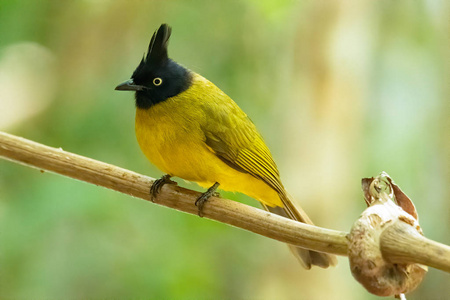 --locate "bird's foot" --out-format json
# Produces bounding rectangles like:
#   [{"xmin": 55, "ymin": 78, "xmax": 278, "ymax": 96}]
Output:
[
  {"xmin": 195, "ymin": 182, "xmax": 220, "ymax": 217},
  {"xmin": 150, "ymin": 174, "xmax": 175, "ymax": 202}
]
